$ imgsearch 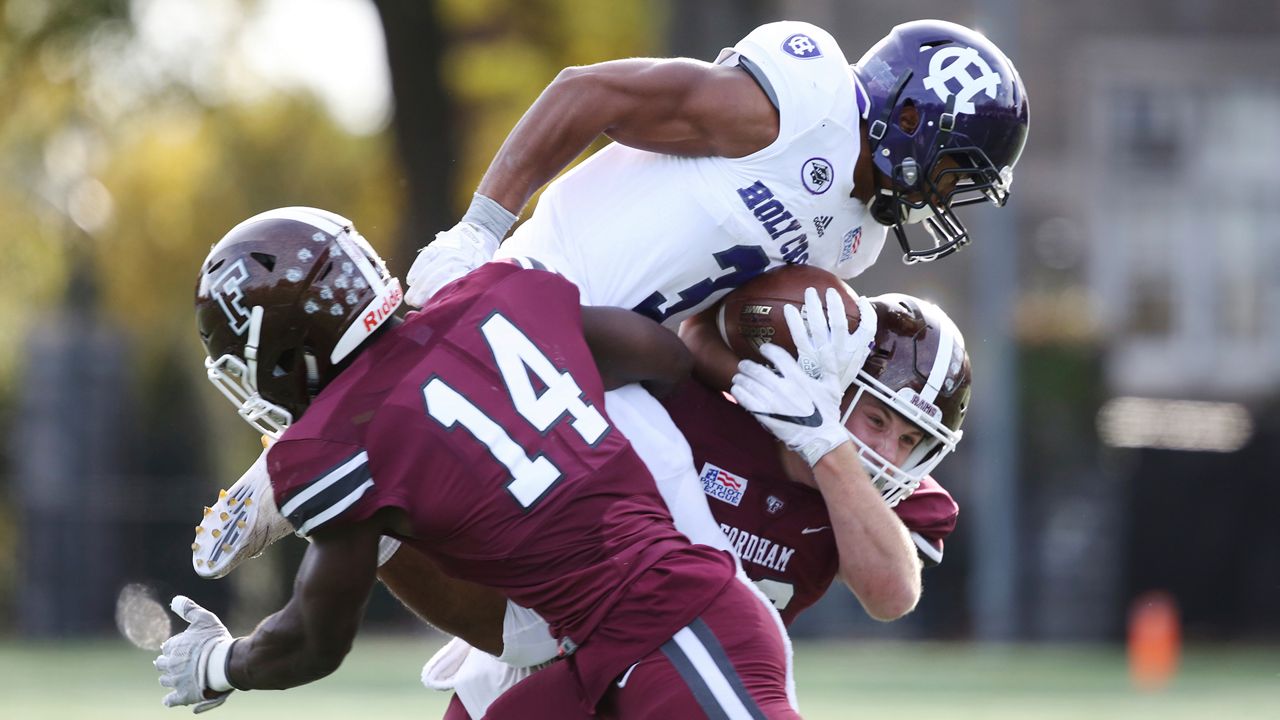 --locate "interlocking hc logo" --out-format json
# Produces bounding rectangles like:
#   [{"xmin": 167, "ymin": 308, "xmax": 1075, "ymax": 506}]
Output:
[
  {"xmin": 921, "ymin": 46, "xmax": 1002, "ymax": 114},
  {"xmin": 214, "ymin": 258, "xmax": 253, "ymax": 336},
  {"xmin": 782, "ymin": 33, "xmax": 822, "ymax": 59}
]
